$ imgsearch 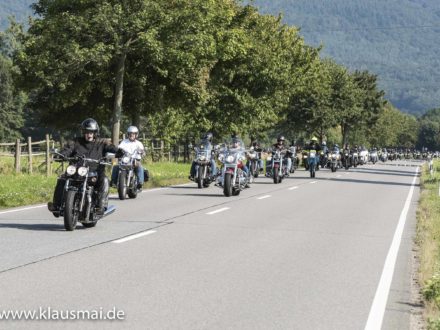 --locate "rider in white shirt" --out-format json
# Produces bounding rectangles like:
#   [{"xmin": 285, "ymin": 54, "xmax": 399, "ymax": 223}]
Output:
[{"xmin": 111, "ymin": 126, "xmax": 147, "ymax": 189}]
